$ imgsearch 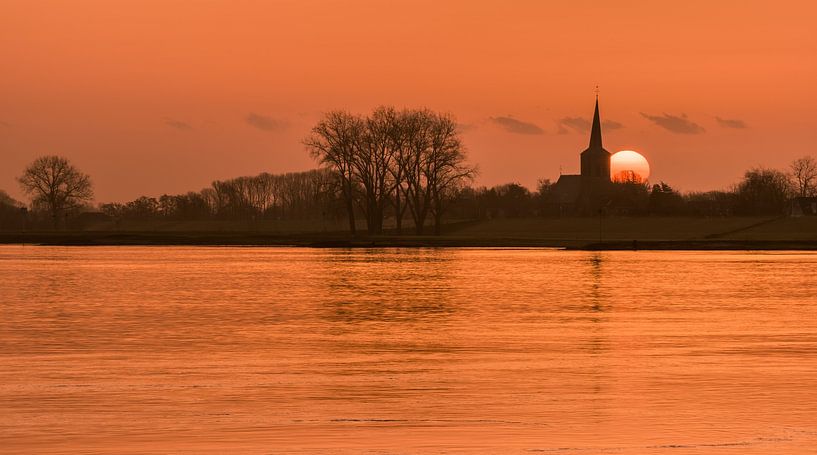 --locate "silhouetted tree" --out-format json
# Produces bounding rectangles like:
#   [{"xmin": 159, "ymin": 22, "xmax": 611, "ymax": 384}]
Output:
[
  {"xmin": 99, "ymin": 202, "xmax": 125, "ymax": 218},
  {"xmin": 396, "ymin": 109, "xmax": 433, "ymax": 233},
  {"xmin": 305, "ymin": 107, "xmax": 474, "ymax": 235},
  {"xmin": 649, "ymin": 182, "xmax": 685, "ymax": 215},
  {"xmin": 0, "ymin": 190, "xmax": 26, "ymax": 230},
  {"xmin": 18, "ymin": 155, "xmax": 93, "ymax": 228},
  {"xmin": 733, "ymin": 167, "xmax": 792, "ymax": 215},
  {"xmin": 445, "ymin": 186, "xmax": 483, "ymax": 220},
  {"xmin": 613, "ymin": 170, "xmax": 645, "ymax": 184},
  {"xmin": 305, "ymin": 111, "xmax": 362, "ymax": 235},
  {"xmin": 100, "ymin": 168, "xmax": 340, "ymax": 226},
  {"xmin": 426, "ymin": 112, "xmax": 475, "ymax": 234},
  {"xmin": 608, "ymin": 180, "xmax": 649, "ymax": 215},
  {"xmin": 790, "ymin": 156, "xmax": 817, "ymax": 198},
  {"xmin": 490, "ymin": 183, "xmax": 532, "ymax": 217},
  {"xmin": 387, "ymin": 110, "xmax": 412, "ymax": 233},
  {"xmin": 0, "ymin": 190, "xmax": 19, "ymax": 208},
  {"xmin": 393, "ymin": 109, "xmax": 475, "ymax": 234},
  {"xmin": 355, "ymin": 106, "xmax": 401, "ymax": 234},
  {"xmin": 684, "ymin": 191, "xmax": 736, "ymax": 216},
  {"xmin": 535, "ymin": 179, "xmax": 556, "ymax": 215},
  {"xmin": 127, "ymin": 196, "xmax": 160, "ymax": 218}
]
